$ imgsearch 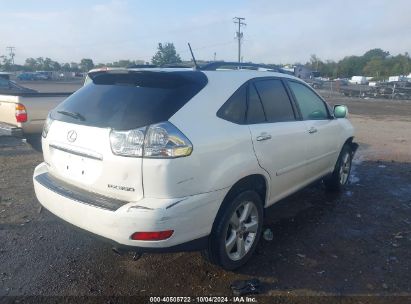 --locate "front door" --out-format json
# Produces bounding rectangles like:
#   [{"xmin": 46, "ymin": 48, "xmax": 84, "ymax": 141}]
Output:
[{"xmin": 287, "ymin": 80, "xmax": 341, "ymax": 180}]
